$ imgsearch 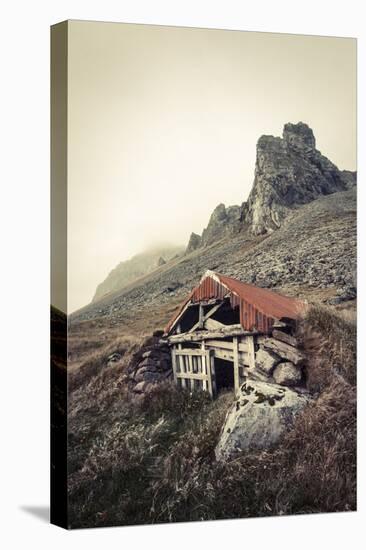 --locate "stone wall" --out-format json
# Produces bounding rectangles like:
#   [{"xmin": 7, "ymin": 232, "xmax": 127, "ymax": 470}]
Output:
[
  {"xmin": 128, "ymin": 333, "xmax": 173, "ymax": 396},
  {"xmin": 250, "ymin": 328, "xmax": 306, "ymax": 390}
]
